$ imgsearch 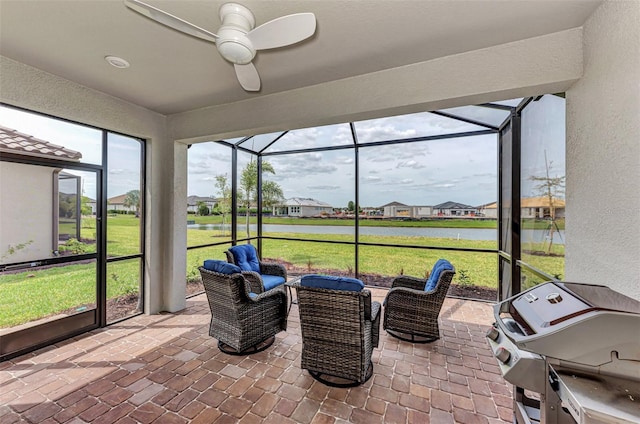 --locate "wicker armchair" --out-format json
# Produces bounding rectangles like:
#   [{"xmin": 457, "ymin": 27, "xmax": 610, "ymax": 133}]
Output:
[
  {"xmin": 226, "ymin": 244, "xmax": 287, "ymax": 291},
  {"xmin": 291, "ymin": 275, "xmax": 381, "ymax": 387},
  {"xmin": 383, "ymin": 259, "xmax": 455, "ymax": 343},
  {"xmin": 199, "ymin": 260, "xmax": 288, "ymax": 355}
]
